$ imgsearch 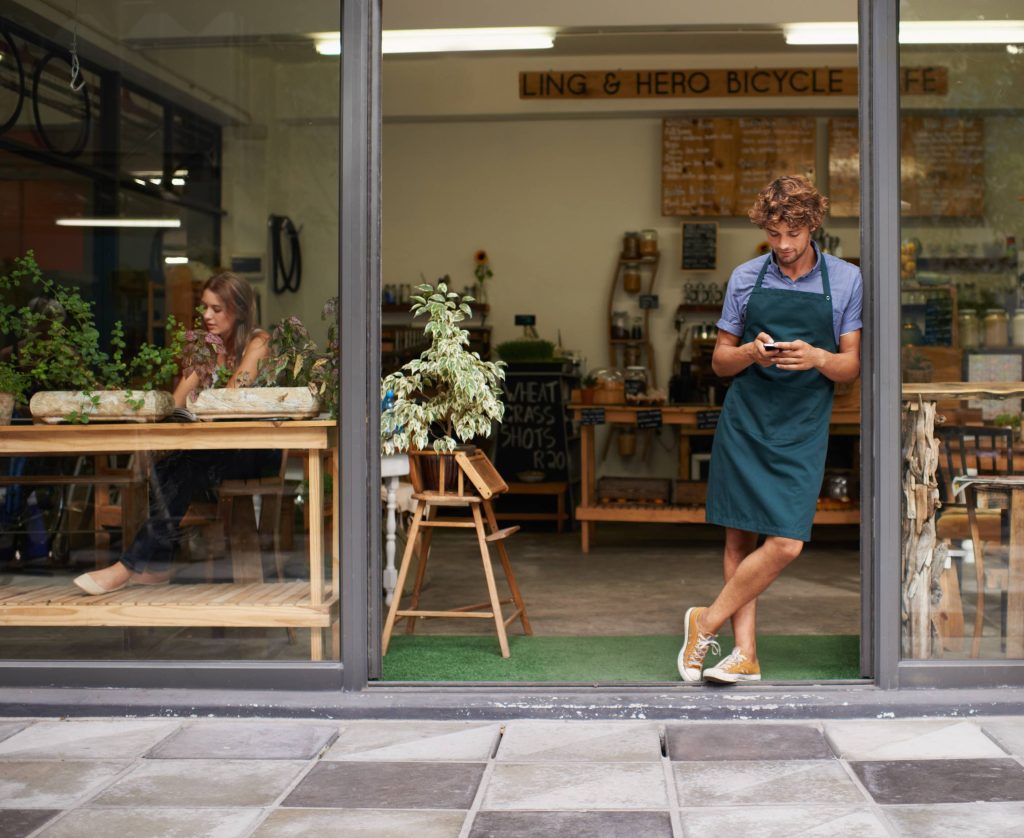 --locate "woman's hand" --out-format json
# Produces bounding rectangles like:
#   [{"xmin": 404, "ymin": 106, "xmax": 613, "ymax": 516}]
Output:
[{"xmin": 773, "ymin": 339, "xmax": 825, "ymax": 371}]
